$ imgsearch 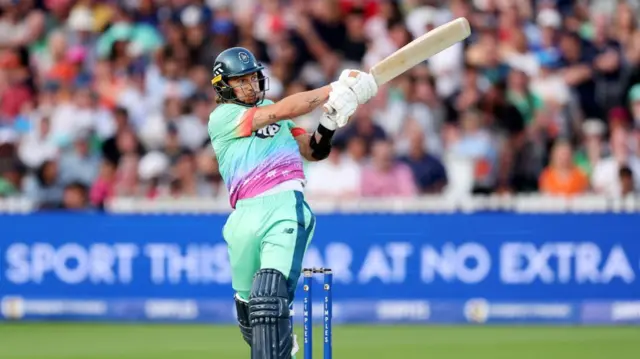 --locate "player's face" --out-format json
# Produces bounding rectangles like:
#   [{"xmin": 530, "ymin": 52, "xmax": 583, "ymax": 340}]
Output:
[{"xmin": 228, "ymin": 73, "xmax": 260, "ymax": 104}]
